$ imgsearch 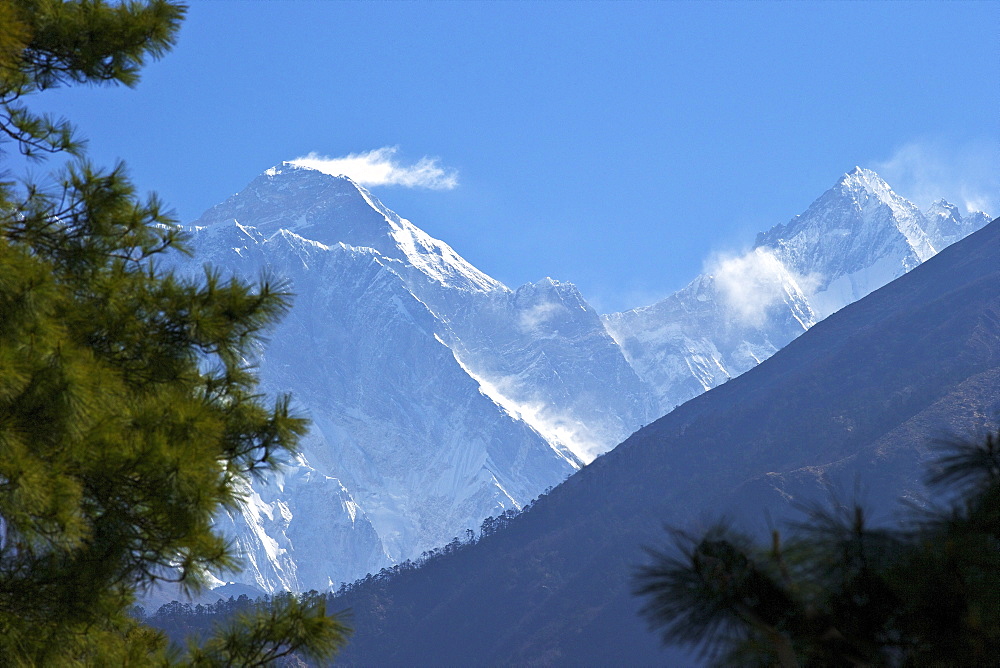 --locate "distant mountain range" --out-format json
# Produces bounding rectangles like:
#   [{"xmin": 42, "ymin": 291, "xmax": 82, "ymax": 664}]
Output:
[
  {"xmin": 328, "ymin": 214, "xmax": 1000, "ymax": 666},
  {"xmin": 176, "ymin": 164, "xmax": 990, "ymax": 594}
]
